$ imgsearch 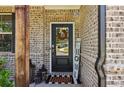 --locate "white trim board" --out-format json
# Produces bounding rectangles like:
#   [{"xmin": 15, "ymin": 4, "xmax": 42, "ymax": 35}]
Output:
[{"xmin": 50, "ymin": 22, "xmax": 75, "ymax": 73}]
